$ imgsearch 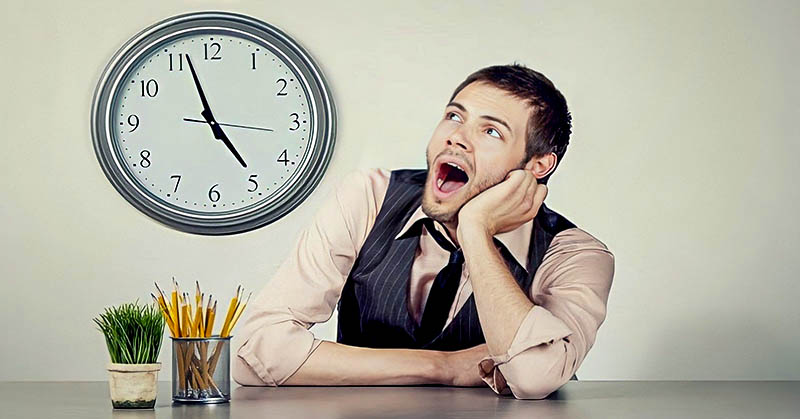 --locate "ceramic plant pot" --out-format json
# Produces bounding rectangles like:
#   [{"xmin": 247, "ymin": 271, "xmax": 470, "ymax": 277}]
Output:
[{"xmin": 106, "ymin": 363, "xmax": 161, "ymax": 409}]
